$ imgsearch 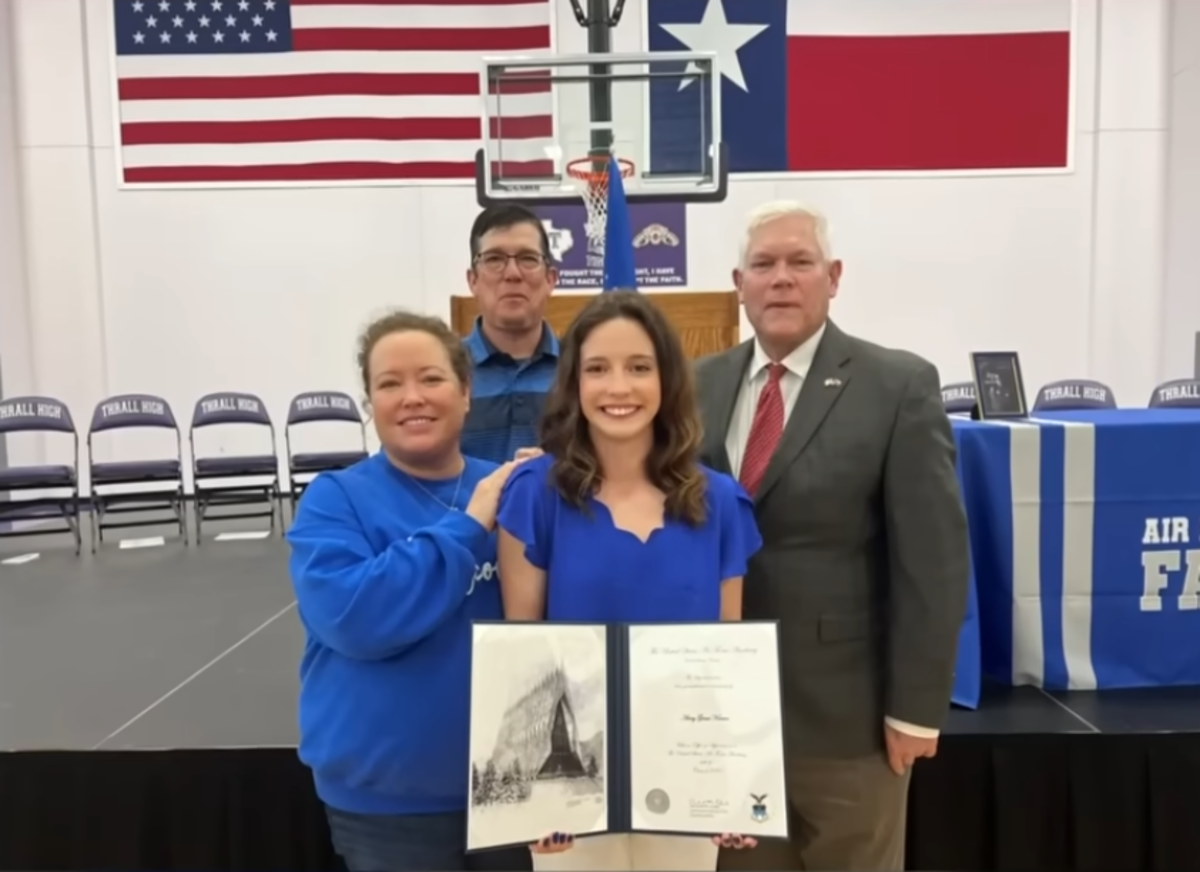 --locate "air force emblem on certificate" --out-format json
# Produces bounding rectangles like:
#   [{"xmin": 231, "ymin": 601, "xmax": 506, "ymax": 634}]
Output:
[{"xmin": 749, "ymin": 793, "xmax": 769, "ymax": 823}]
